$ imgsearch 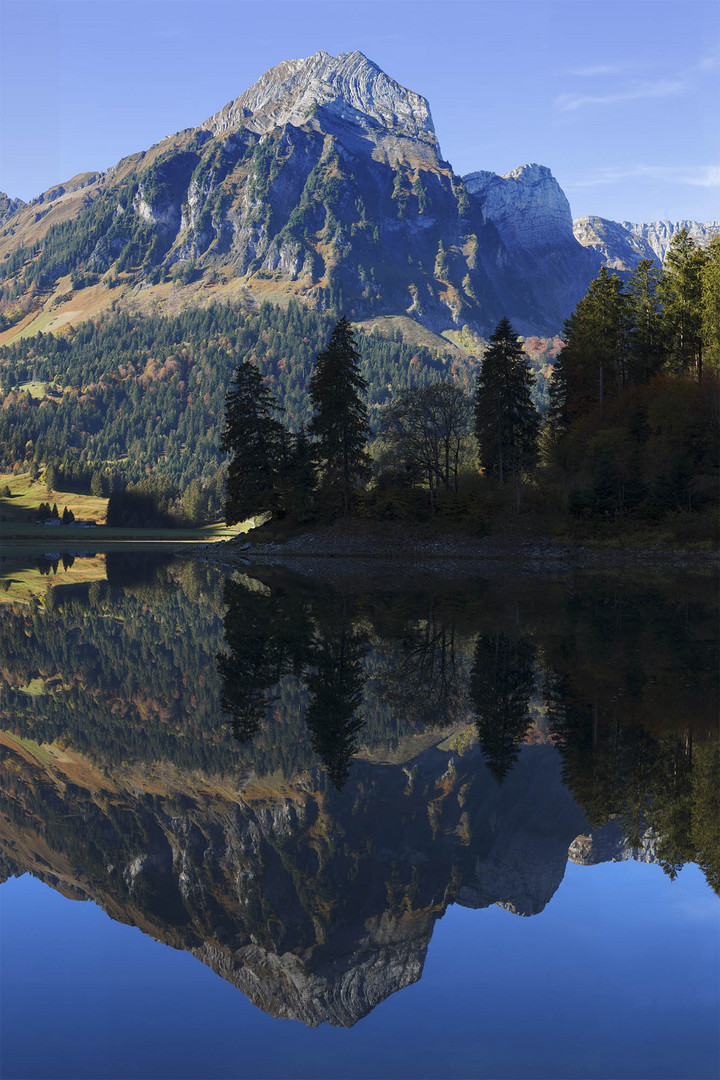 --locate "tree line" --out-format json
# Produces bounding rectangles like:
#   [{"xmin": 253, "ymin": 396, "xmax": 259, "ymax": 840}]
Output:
[
  {"xmin": 1, "ymin": 227, "xmax": 716, "ymax": 535},
  {"xmin": 222, "ymin": 314, "xmax": 538, "ymax": 523},
  {"xmin": 222, "ymin": 228, "xmax": 717, "ymax": 537},
  {"xmin": 0, "ymin": 298, "xmax": 505, "ymax": 524},
  {"xmin": 547, "ymin": 232, "xmax": 719, "ymax": 527}
]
